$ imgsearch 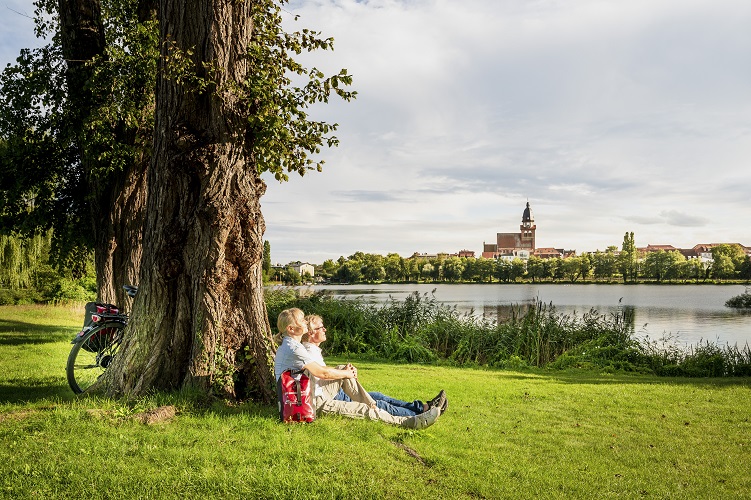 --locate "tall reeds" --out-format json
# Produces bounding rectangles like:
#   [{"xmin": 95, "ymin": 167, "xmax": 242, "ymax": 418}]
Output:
[{"xmin": 264, "ymin": 288, "xmax": 751, "ymax": 377}]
